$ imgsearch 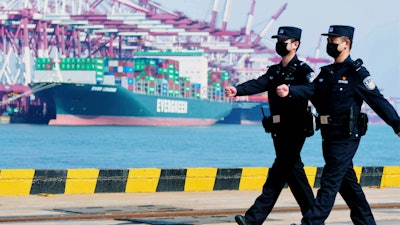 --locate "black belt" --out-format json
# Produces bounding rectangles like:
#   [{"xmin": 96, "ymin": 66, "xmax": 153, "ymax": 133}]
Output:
[
  {"xmin": 270, "ymin": 114, "xmax": 303, "ymax": 124},
  {"xmin": 318, "ymin": 114, "xmax": 347, "ymax": 125}
]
